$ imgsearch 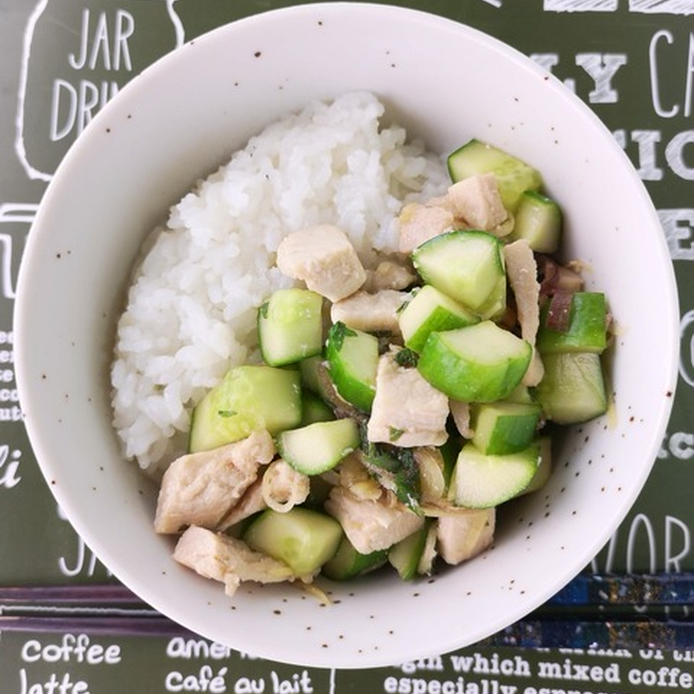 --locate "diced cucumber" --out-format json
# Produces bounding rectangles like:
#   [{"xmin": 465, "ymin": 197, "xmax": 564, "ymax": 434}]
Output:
[
  {"xmin": 325, "ymin": 322, "xmax": 379, "ymax": 412},
  {"xmin": 471, "ymin": 402, "xmax": 542, "ymax": 455},
  {"xmin": 504, "ymin": 384, "xmax": 535, "ymax": 404},
  {"xmin": 412, "ymin": 231, "xmax": 505, "ymax": 313},
  {"xmin": 512, "ymin": 191, "xmax": 562, "ymax": 253},
  {"xmin": 258, "ymin": 289, "xmax": 323, "ymax": 366},
  {"xmin": 399, "ymin": 285, "xmax": 479, "ymax": 352},
  {"xmin": 522, "ymin": 436, "xmax": 552, "ymax": 496},
  {"xmin": 448, "ymin": 441, "xmax": 540, "ymax": 508},
  {"xmin": 418, "ymin": 321, "xmax": 532, "ymax": 403},
  {"xmin": 278, "ymin": 419, "xmax": 360, "ymax": 475},
  {"xmin": 299, "ymin": 356, "xmax": 324, "ymax": 395},
  {"xmin": 474, "ymin": 273, "xmax": 507, "ymax": 321},
  {"xmin": 388, "ymin": 522, "xmax": 430, "ymax": 580},
  {"xmin": 535, "ymin": 352, "xmax": 607, "ymax": 424},
  {"xmin": 537, "ymin": 292, "xmax": 607, "ymax": 354},
  {"xmin": 322, "ymin": 536, "xmax": 387, "ymax": 580},
  {"xmin": 189, "ymin": 366, "xmax": 301, "ymax": 452},
  {"xmin": 447, "ymin": 140, "xmax": 543, "ymax": 211},
  {"xmin": 417, "ymin": 522, "xmax": 438, "ymax": 576},
  {"xmin": 244, "ymin": 508, "xmax": 342, "ymax": 576},
  {"xmin": 300, "ymin": 391, "xmax": 335, "ymax": 426}
]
